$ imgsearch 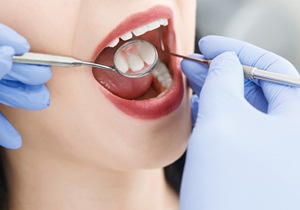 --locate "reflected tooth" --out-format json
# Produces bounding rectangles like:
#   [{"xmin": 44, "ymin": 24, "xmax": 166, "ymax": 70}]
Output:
[
  {"xmin": 132, "ymin": 25, "xmax": 148, "ymax": 36},
  {"xmin": 128, "ymin": 54, "xmax": 144, "ymax": 72},
  {"xmin": 138, "ymin": 43, "xmax": 156, "ymax": 65},
  {"xmin": 146, "ymin": 20, "xmax": 160, "ymax": 31},
  {"xmin": 159, "ymin": 18, "xmax": 168, "ymax": 26},
  {"xmin": 120, "ymin": 32, "xmax": 133, "ymax": 41},
  {"xmin": 114, "ymin": 54, "xmax": 129, "ymax": 73},
  {"xmin": 108, "ymin": 38, "xmax": 119, "ymax": 48}
]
